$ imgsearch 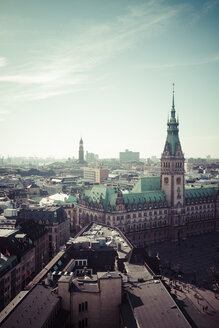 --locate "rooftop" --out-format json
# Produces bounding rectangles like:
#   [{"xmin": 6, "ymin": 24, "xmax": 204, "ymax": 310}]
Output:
[
  {"xmin": 185, "ymin": 186, "xmax": 218, "ymax": 200},
  {"xmin": 132, "ymin": 177, "xmax": 161, "ymax": 193},
  {"xmin": 82, "ymin": 182, "xmax": 167, "ymax": 211},
  {"xmin": 71, "ymin": 223, "xmax": 132, "ymax": 260},
  {"xmin": 0, "ymin": 229, "xmax": 18, "ymax": 238},
  {"xmin": 0, "ymin": 284, "xmax": 60, "ymax": 328},
  {"xmin": 121, "ymin": 263, "xmax": 191, "ymax": 328}
]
